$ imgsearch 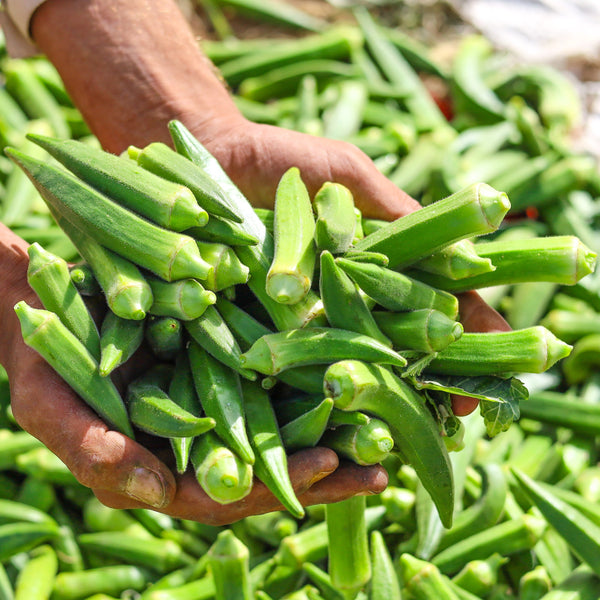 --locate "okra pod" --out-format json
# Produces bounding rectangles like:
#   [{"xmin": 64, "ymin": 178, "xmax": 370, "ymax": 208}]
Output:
[
  {"xmin": 266, "ymin": 167, "xmax": 316, "ymax": 305},
  {"xmin": 6, "ymin": 148, "xmax": 212, "ymax": 282},
  {"xmin": 126, "ymin": 381, "xmax": 216, "ymax": 439},
  {"xmin": 242, "ymin": 381, "xmax": 304, "ymax": 518},
  {"xmin": 413, "ymin": 235, "xmax": 597, "ymax": 292},
  {"xmin": 336, "ymin": 257, "xmax": 459, "ymax": 319},
  {"xmin": 562, "ymin": 333, "xmax": 600, "ymax": 385},
  {"xmin": 0, "ymin": 521, "xmax": 59, "ymax": 562},
  {"xmin": 352, "ymin": 182, "xmax": 510, "ymax": 269},
  {"xmin": 27, "ymin": 242, "xmax": 101, "ymax": 359},
  {"xmin": 190, "ymin": 430, "xmax": 254, "ymax": 504},
  {"xmin": 541, "ymin": 308, "xmax": 600, "ymax": 344},
  {"xmin": 188, "ymin": 340, "xmax": 255, "ymax": 465},
  {"xmin": 128, "ymin": 142, "xmax": 241, "ymax": 222},
  {"xmin": 313, "ymin": 182, "xmax": 356, "ymax": 254},
  {"xmin": 400, "ymin": 553, "xmax": 462, "ymax": 600},
  {"xmin": 0, "ymin": 430, "xmax": 43, "ymax": 471},
  {"xmin": 146, "ymin": 275, "xmax": 216, "ymax": 321},
  {"xmin": 451, "ymin": 553, "xmax": 506, "ymax": 598},
  {"xmin": 98, "ymin": 311, "xmax": 144, "ymax": 376},
  {"xmin": 27, "ymin": 134, "xmax": 209, "ymax": 231},
  {"xmin": 144, "ymin": 316, "xmax": 183, "ymax": 361},
  {"xmin": 369, "ymin": 529, "xmax": 402, "ymax": 600},
  {"xmin": 425, "ymin": 326, "xmax": 572, "ymax": 375},
  {"xmin": 240, "ymin": 327, "xmax": 407, "ymax": 375},
  {"xmin": 373, "ymin": 308, "xmax": 463, "ymax": 353},
  {"xmin": 519, "ymin": 565, "xmax": 552, "ymax": 600},
  {"xmin": 196, "ymin": 240, "xmax": 250, "ymax": 292},
  {"xmin": 14, "ymin": 301, "xmax": 134, "ymax": 437},
  {"xmin": 208, "ymin": 530, "xmax": 252, "ymax": 600},
  {"xmin": 186, "ymin": 215, "xmax": 259, "ymax": 247},
  {"xmin": 279, "ymin": 397, "xmax": 333, "ymax": 451},
  {"xmin": 13, "ymin": 544, "xmax": 58, "ymax": 600},
  {"xmin": 320, "ymin": 416, "xmax": 394, "ymax": 466},
  {"xmin": 323, "ymin": 360, "xmax": 454, "ymax": 528}
]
